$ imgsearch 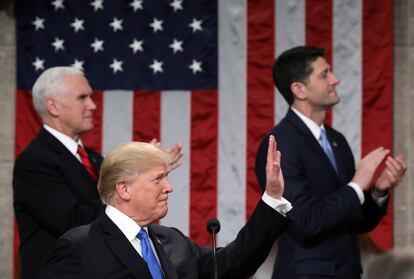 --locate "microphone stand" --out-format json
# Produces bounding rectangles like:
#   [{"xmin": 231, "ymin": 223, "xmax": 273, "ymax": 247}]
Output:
[
  {"xmin": 207, "ymin": 218, "xmax": 220, "ymax": 279},
  {"xmin": 211, "ymin": 227, "xmax": 218, "ymax": 279}
]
